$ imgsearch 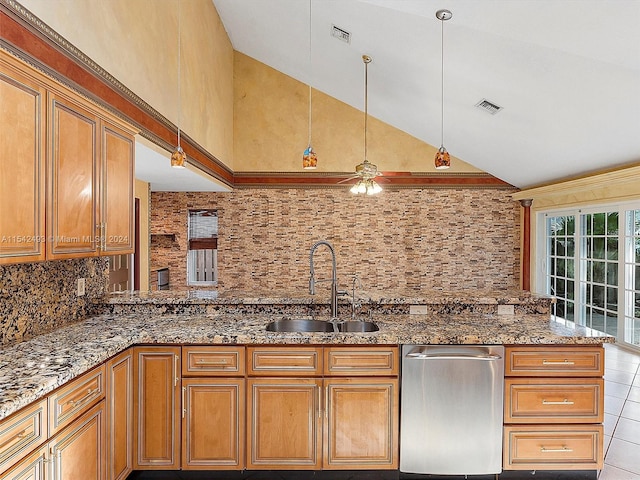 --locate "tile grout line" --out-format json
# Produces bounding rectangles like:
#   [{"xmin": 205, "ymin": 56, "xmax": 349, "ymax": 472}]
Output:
[{"xmin": 601, "ymin": 346, "xmax": 640, "ymax": 478}]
